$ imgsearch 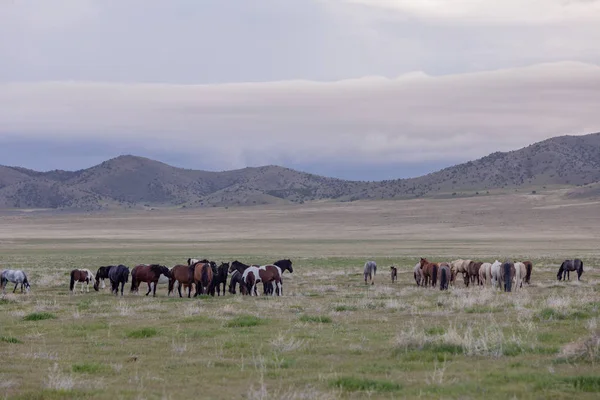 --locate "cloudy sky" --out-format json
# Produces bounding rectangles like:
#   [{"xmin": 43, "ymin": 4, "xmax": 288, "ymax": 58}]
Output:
[{"xmin": 1, "ymin": 0, "xmax": 600, "ymax": 180}]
